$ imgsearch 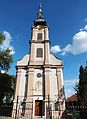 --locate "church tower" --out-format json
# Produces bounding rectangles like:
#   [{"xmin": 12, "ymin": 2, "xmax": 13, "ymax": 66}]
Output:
[{"xmin": 12, "ymin": 3, "xmax": 65, "ymax": 118}]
